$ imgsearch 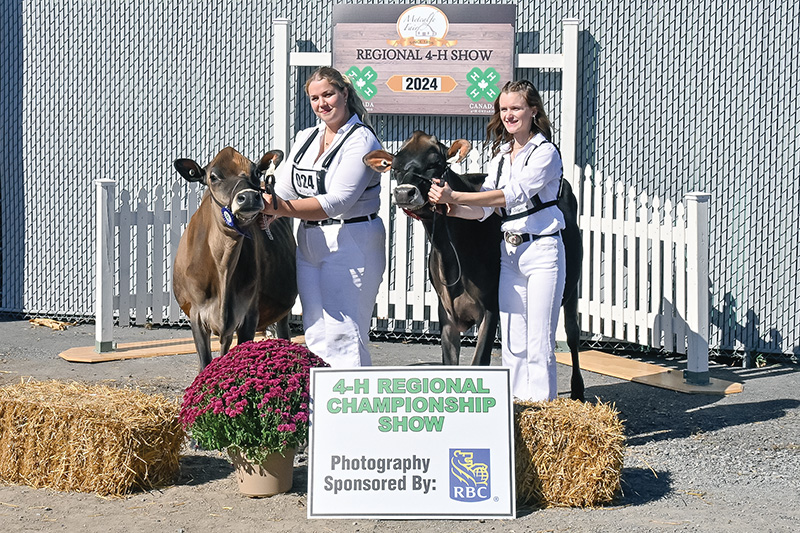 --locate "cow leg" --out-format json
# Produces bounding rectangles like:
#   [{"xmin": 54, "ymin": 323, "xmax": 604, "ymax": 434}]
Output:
[
  {"xmin": 470, "ymin": 309, "xmax": 498, "ymax": 366},
  {"xmin": 190, "ymin": 320, "xmax": 213, "ymax": 370},
  {"xmin": 274, "ymin": 314, "xmax": 291, "ymax": 340},
  {"xmin": 219, "ymin": 332, "xmax": 235, "ymax": 358},
  {"xmin": 563, "ymin": 289, "xmax": 585, "ymax": 401},
  {"xmin": 439, "ymin": 302, "xmax": 461, "ymax": 365},
  {"xmin": 235, "ymin": 311, "xmax": 259, "ymax": 348}
]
